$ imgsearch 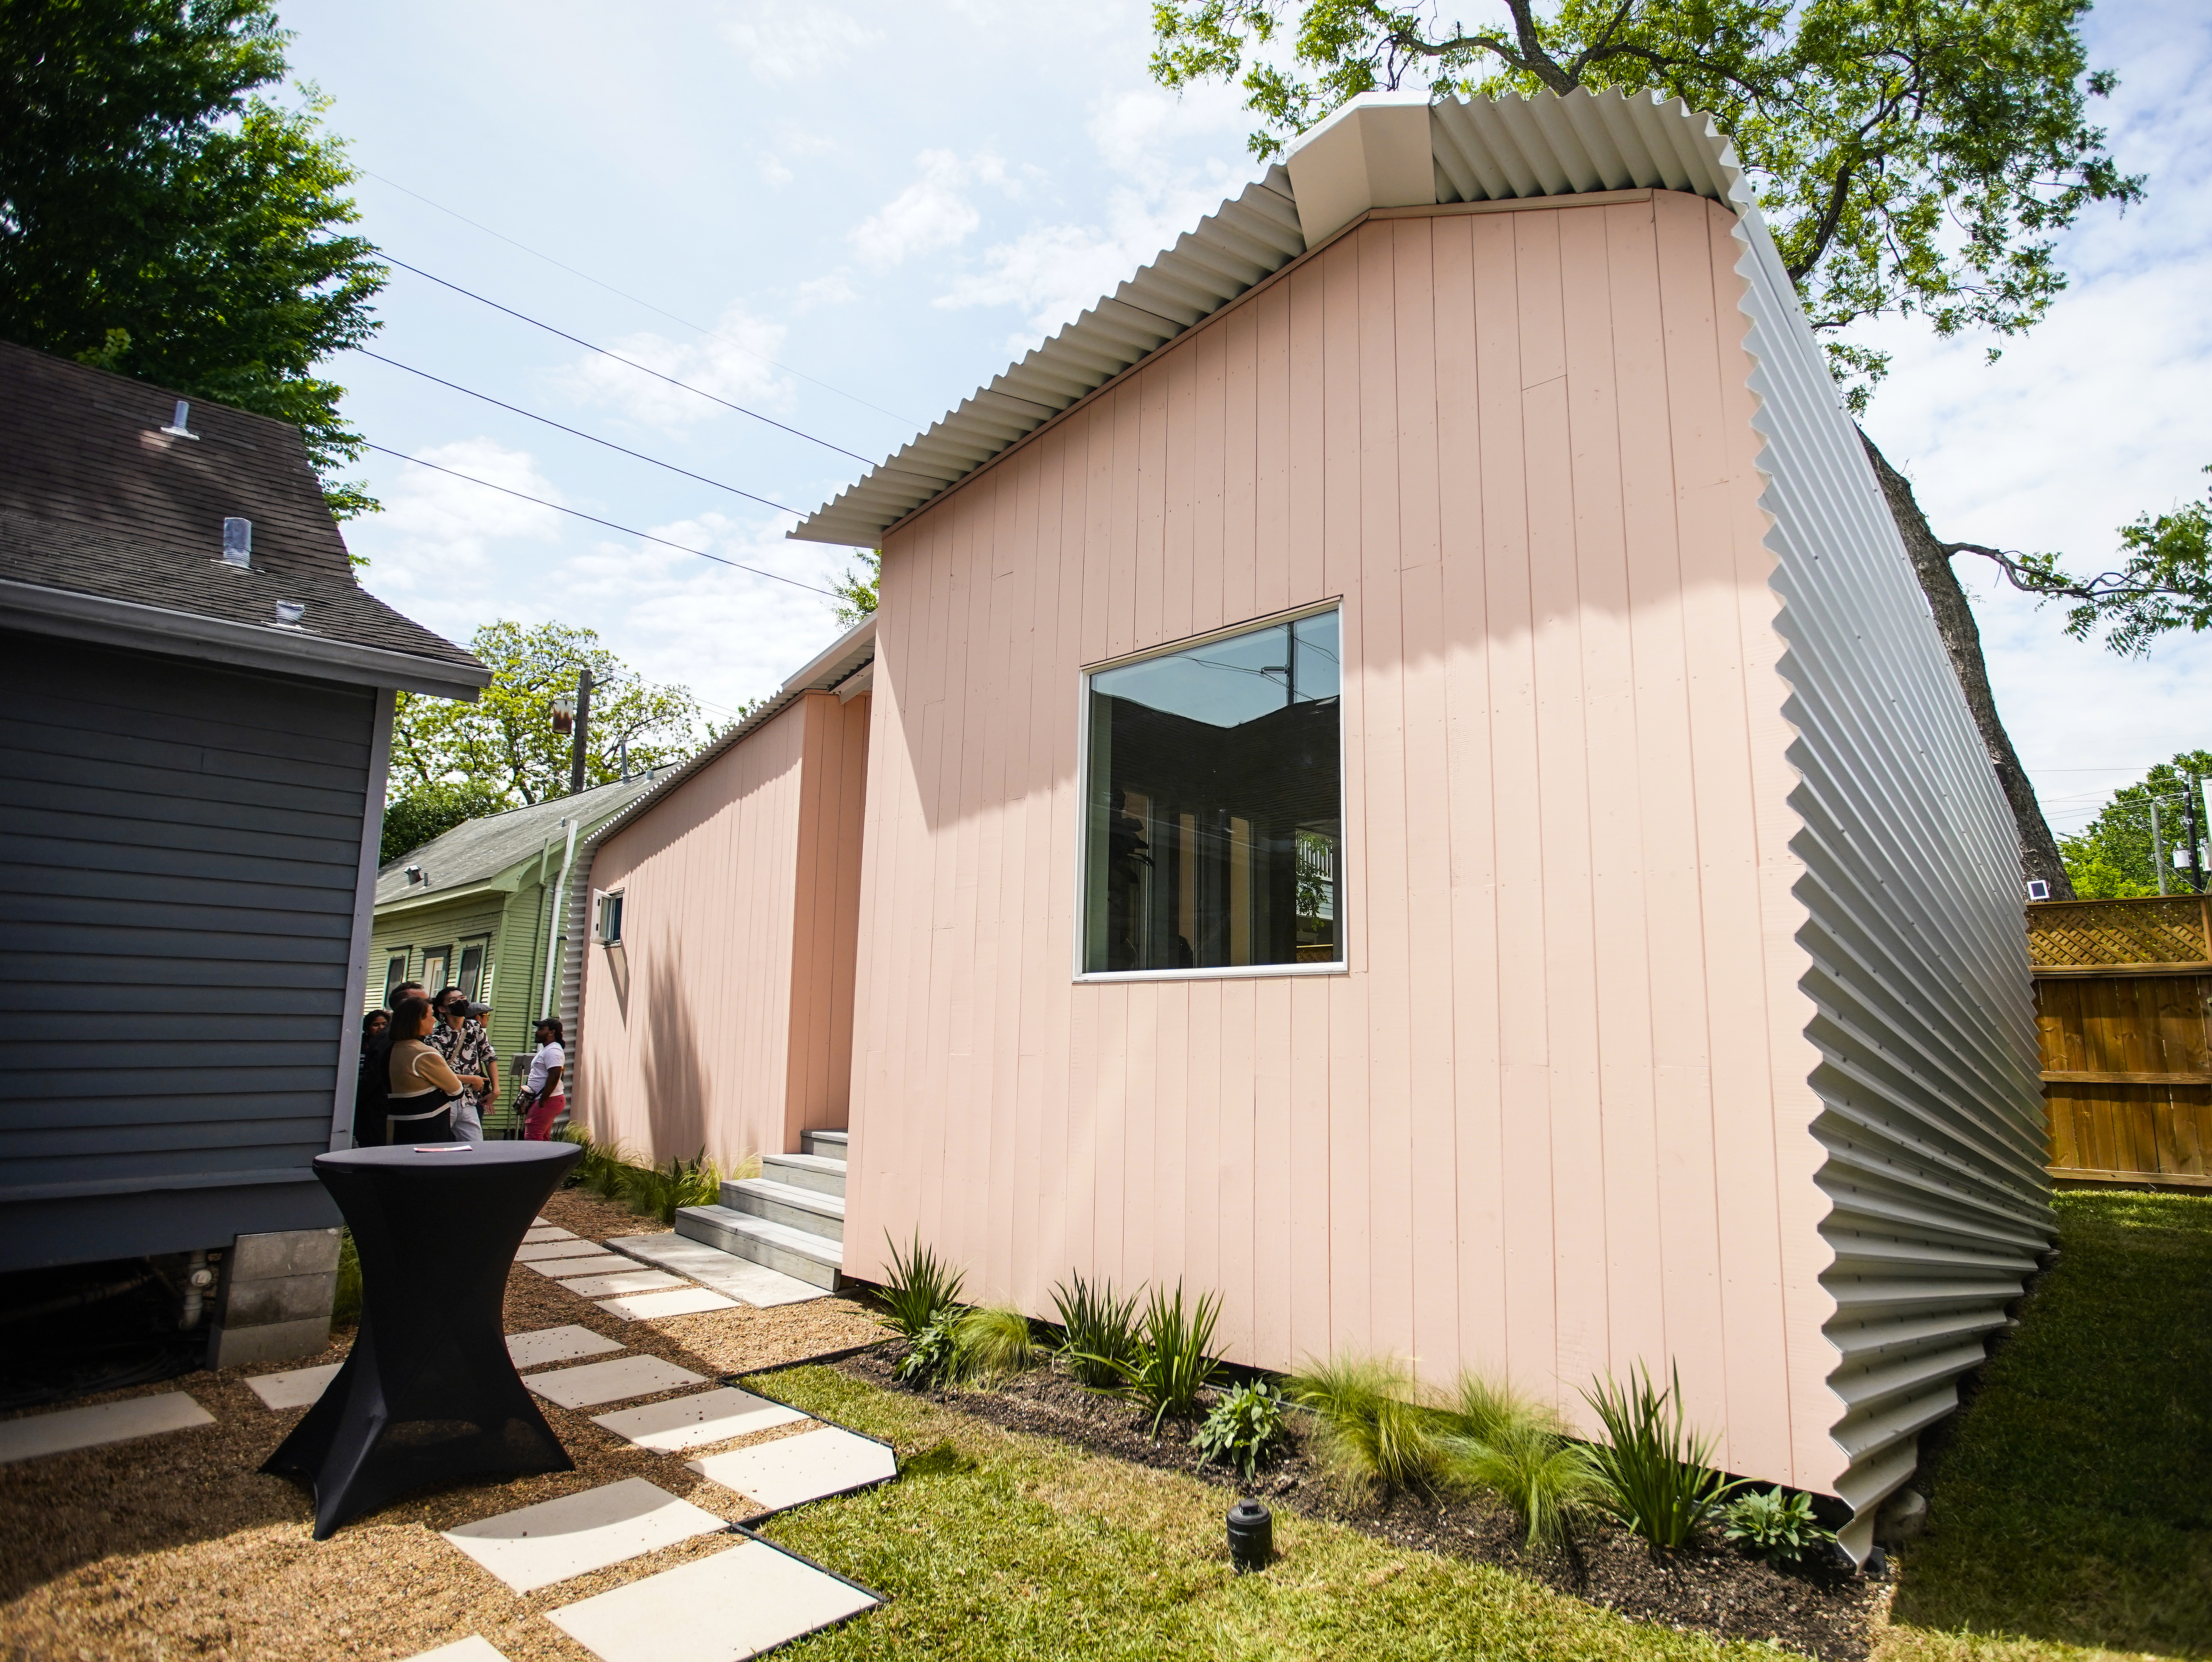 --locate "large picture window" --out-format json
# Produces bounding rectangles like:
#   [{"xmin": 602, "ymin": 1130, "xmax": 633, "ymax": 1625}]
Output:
[{"xmin": 1082, "ymin": 607, "xmax": 1343, "ymax": 976}]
